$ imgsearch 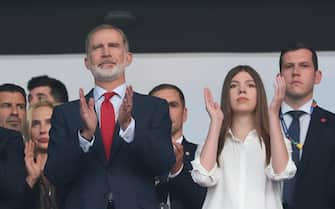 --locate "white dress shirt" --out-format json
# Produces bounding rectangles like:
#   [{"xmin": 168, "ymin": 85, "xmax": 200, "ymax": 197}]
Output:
[
  {"xmin": 191, "ymin": 129, "xmax": 296, "ymax": 209},
  {"xmin": 280, "ymin": 99, "xmax": 313, "ymax": 157},
  {"xmin": 79, "ymin": 83, "xmax": 135, "ymax": 152}
]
